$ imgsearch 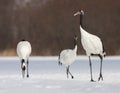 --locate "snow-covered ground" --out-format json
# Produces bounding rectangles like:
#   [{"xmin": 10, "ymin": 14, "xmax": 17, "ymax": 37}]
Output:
[{"xmin": 0, "ymin": 56, "xmax": 120, "ymax": 93}]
